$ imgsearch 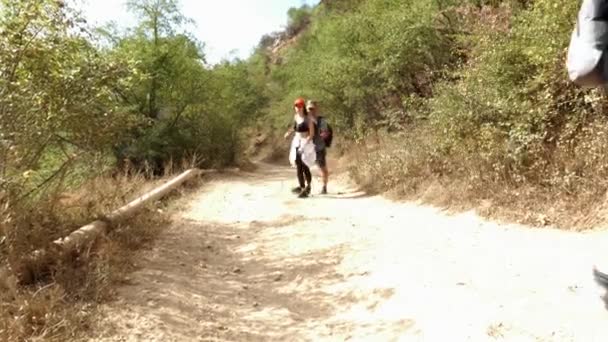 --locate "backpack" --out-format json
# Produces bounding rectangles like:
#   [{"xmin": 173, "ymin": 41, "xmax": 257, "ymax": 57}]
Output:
[
  {"xmin": 317, "ymin": 116, "xmax": 333, "ymax": 148},
  {"xmin": 567, "ymin": 0, "xmax": 608, "ymax": 87}
]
